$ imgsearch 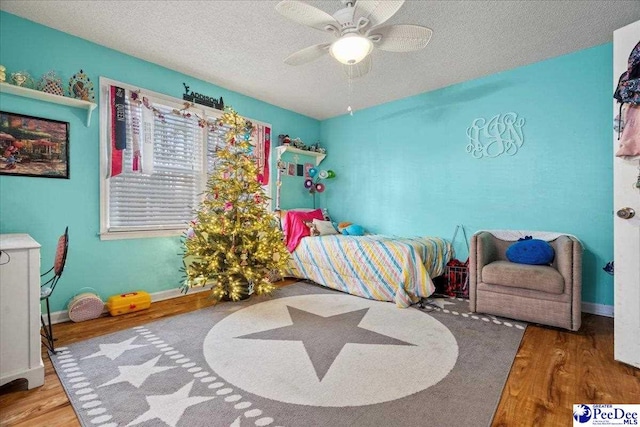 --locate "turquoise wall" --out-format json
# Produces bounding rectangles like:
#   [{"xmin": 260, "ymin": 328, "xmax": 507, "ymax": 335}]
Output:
[
  {"xmin": 320, "ymin": 44, "xmax": 614, "ymax": 306},
  {"xmin": 0, "ymin": 11, "xmax": 615, "ymax": 309},
  {"xmin": 0, "ymin": 12, "xmax": 320, "ymax": 311},
  {"xmin": 278, "ymin": 150, "xmax": 326, "ymax": 209}
]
